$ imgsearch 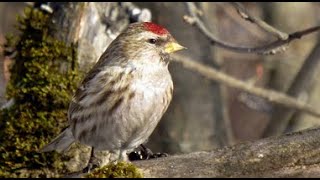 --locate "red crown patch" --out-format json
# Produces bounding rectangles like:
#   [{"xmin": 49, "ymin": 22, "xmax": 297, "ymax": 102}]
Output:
[{"xmin": 143, "ymin": 22, "xmax": 169, "ymax": 35}]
